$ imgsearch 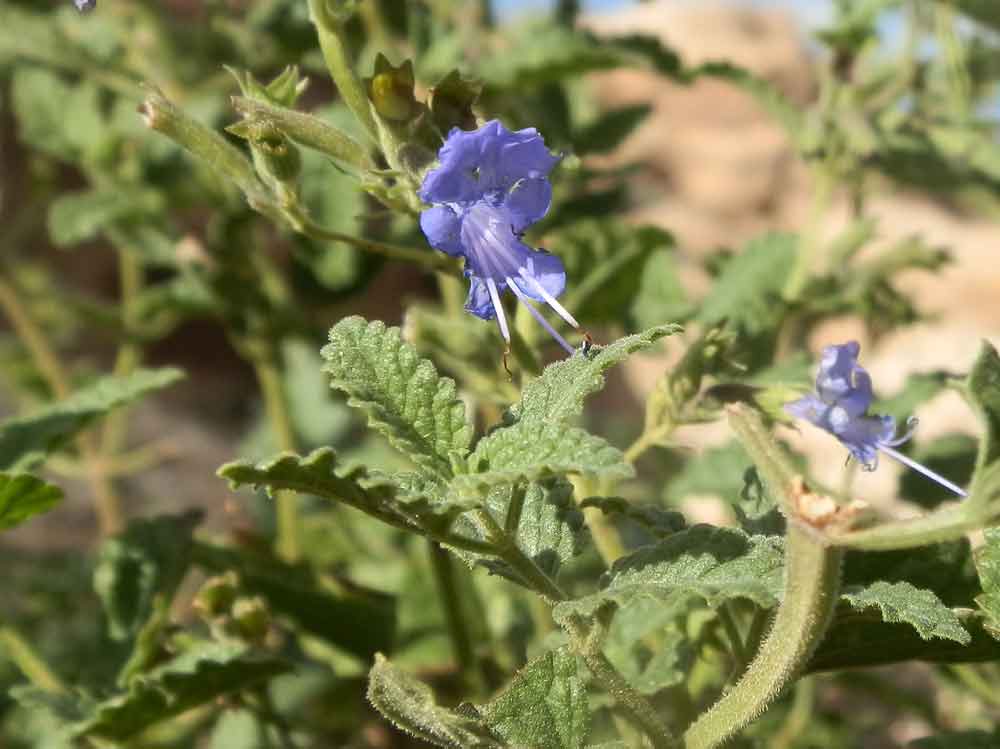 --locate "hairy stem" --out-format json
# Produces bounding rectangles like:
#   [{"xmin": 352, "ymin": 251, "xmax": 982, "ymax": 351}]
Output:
[{"xmin": 684, "ymin": 523, "xmax": 843, "ymax": 749}]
